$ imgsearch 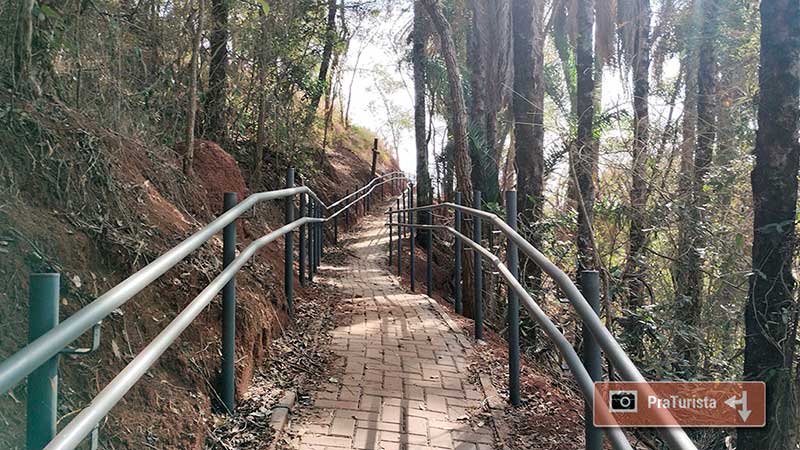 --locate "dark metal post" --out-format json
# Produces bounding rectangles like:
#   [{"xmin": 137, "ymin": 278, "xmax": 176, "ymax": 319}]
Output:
[
  {"xmin": 396, "ymin": 198, "xmax": 402, "ymax": 275},
  {"xmin": 221, "ymin": 193, "xmax": 237, "ymax": 413},
  {"xmin": 299, "ymin": 188, "xmax": 307, "ymax": 286},
  {"xmin": 312, "ymin": 202, "xmax": 319, "ymax": 272},
  {"xmin": 389, "ymin": 207, "xmax": 393, "ymax": 264},
  {"xmin": 402, "ymin": 191, "xmax": 407, "ymax": 238},
  {"xmin": 370, "ymin": 138, "xmax": 379, "ymax": 179},
  {"xmin": 316, "ymin": 202, "xmax": 322, "ymax": 267},
  {"xmin": 333, "ymin": 214, "xmax": 338, "ymax": 244},
  {"xmin": 506, "ymin": 191, "xmax": 520, "ymax": 406},
  {"xmin": 27, "ymin": 273, "xmax": 59, "ymax": 450},
  {"xmin": 426, "ymin": 211, "xmax": 433, "ymax": 297},
  {"xmin": 409, "ymin": 183, "xmax": 415, "ymax": 292},
  {"xmin": 454, "ymin": 192, "xmax": 463, "ymax": 315},
  {"xmin": 474, "ymin": 190, "xmax": 483, "ymax": 340},
  {"xmin": 581, "ymin": 270, "xmax": 603, "ymax": 450},
  {"xmin": 284, "ymin": 169, "xmax": 295, "ymax": 320},
  {"xmin": 345, "ymin": 190, "xmax": 350, "ymax": 231},
  {"xmin": 309, "ymin": 201, "xmax": 316, "ymax": 280}
]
